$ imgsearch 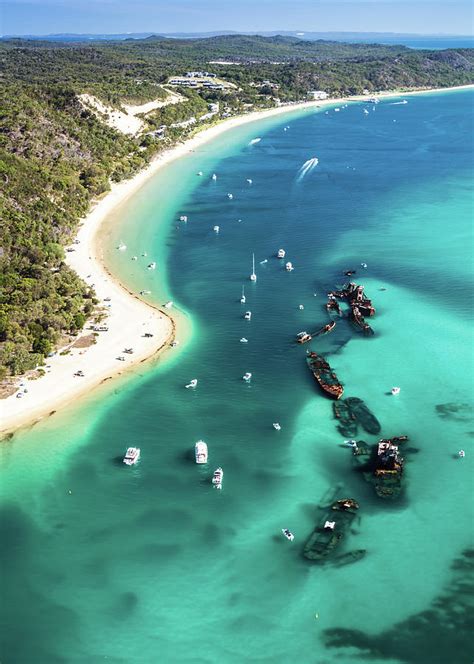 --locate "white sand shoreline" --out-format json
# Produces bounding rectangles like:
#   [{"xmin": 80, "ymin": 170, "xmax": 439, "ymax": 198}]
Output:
[{"xmin": 2, "ymin": 83, "xmax": 472, "ymax": 436}]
